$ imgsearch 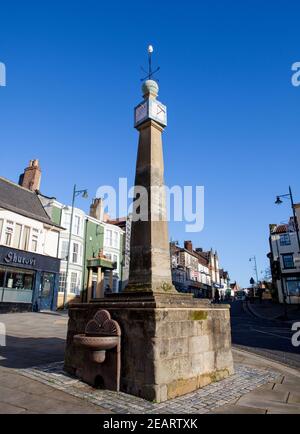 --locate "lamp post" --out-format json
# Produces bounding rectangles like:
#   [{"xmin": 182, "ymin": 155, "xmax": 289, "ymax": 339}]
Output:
[
  {"xmin": 63, "ymin": 184, "xmax": 88, "ymax": 309},
  {"xmin": 249, "ymin": 256, "xmax": 259, "ymax": 289},
  {"xmin": 249, "ymin": 276, "xmax": 255, "ymax": 300},
  {"xmin": 275, "ymin": 186, "xmax": 300, "ymax": 316}
]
